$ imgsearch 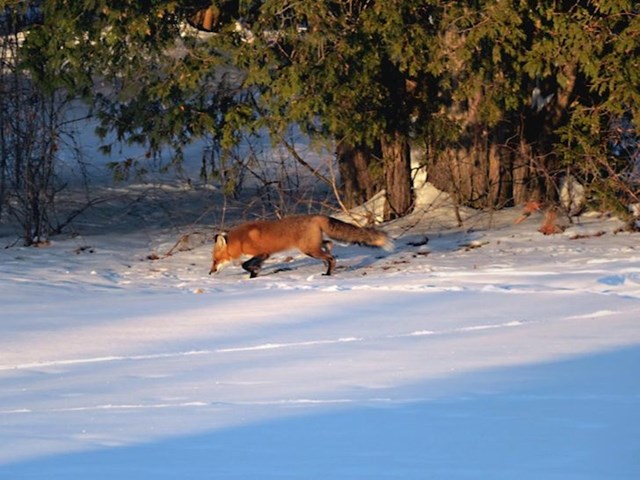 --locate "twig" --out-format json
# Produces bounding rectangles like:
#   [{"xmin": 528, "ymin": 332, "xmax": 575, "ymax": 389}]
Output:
[{"xmin": 278, "ymin": 135, "xmax": 333, "ymax": 187}]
